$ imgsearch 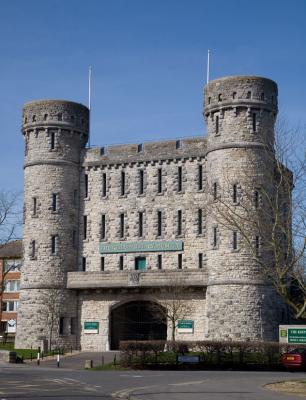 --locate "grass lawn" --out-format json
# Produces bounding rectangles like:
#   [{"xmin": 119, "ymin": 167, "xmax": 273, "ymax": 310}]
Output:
[{"xmin": 0, "ymin": 343, "xmax": 63, "ymax": 359}]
